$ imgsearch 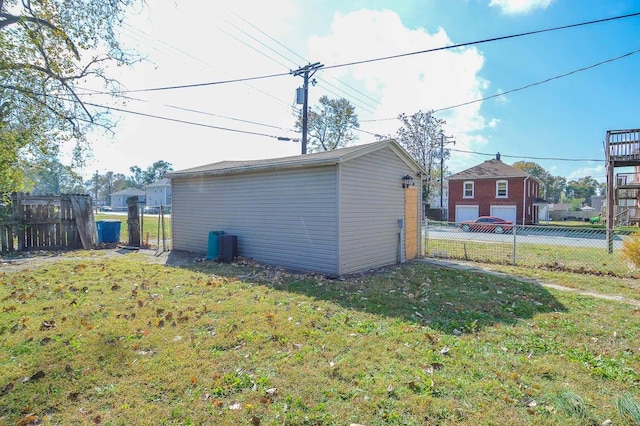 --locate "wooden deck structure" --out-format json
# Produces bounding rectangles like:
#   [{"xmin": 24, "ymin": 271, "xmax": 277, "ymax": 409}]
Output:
[{"xmin": 605, "ymin": 129, "xmax": 640, "ymax": 251}]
